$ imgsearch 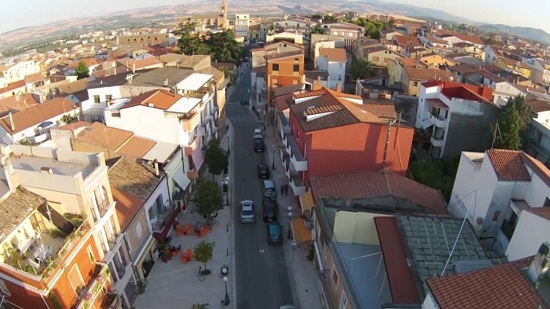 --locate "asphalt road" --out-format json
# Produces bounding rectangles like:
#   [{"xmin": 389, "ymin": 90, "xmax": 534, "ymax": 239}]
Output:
[{"xmin": 227, "ymin": 65, "xmax": 293, "ymax": 309}]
